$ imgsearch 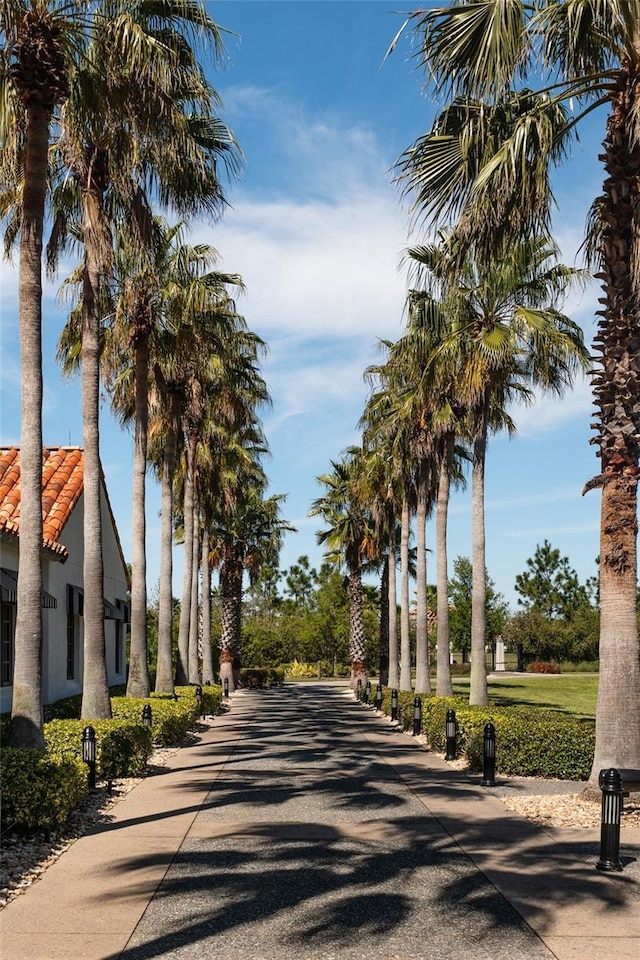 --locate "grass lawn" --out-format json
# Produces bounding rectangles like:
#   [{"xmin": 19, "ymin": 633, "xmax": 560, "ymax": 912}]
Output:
[{"xmin": 451, "ymin": 673, "xmax": 599, "ymax": 719}]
